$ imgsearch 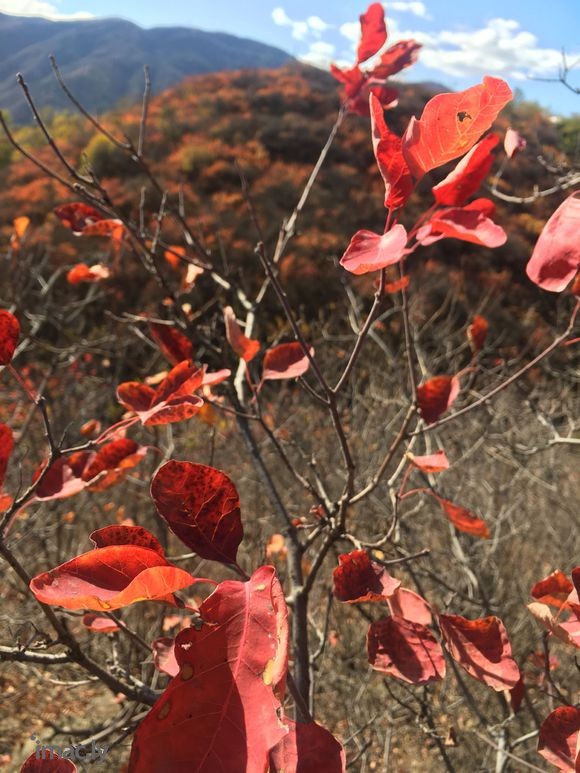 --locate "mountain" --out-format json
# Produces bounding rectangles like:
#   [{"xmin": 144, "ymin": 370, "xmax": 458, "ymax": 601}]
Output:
[{"xmin": 0, "ymin": 13, "xmax": 293, "ymax": 123}]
